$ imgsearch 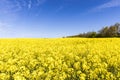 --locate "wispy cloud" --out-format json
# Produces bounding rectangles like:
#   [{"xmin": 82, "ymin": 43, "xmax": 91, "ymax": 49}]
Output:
[
  {"xmin": 36, "ymin": 0, "xmax": 47, "ymax": 6},
  {"xmin": 0, "ymin": 0, "xmax": 22, "ymax": 14},
  {"xmin": 0, "ymin": 0, "xmax": 47, "ymax": 13},
  {"xmin": 96, "ymin": 0, "xmax": 120, "ymax": 10},
  {"xmin": 0, "ymin": 0, "xmax": 47, "ymax": 23},
  {"xmin": 0, "ymin": 0, "xmax": 48, "ymax": 37},
  {"xmin": 28, "ymin": 0, "xmax": 32, "ymax": 9},
  {"xmin": 28, "ymin": 0, "xmax": 47, "ymax": 9}
]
